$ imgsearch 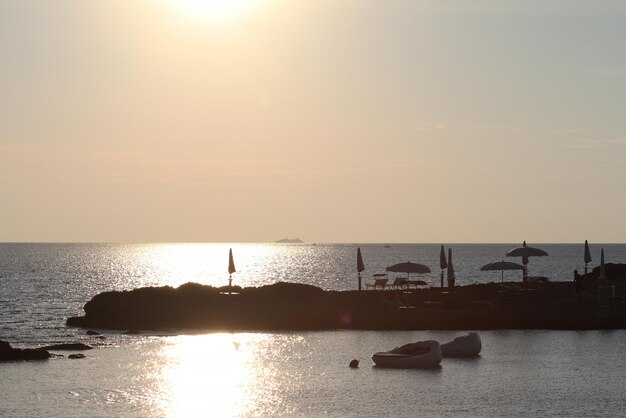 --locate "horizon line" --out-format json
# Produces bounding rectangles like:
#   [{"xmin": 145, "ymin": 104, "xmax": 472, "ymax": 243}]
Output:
[{"xmin": 1, "ymin": 241, "xmax": 624, "ymax": 245}]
